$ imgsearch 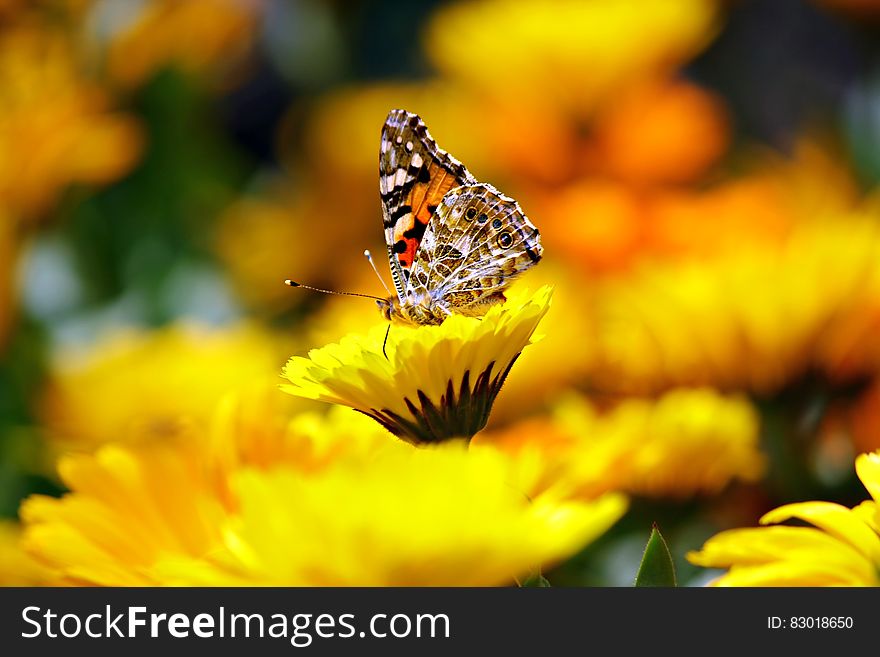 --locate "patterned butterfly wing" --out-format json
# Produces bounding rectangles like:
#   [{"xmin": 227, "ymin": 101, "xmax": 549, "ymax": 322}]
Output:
[
  {"xmin": 407, "ymin": 183, "xmax": 543, "ymax": 315},
  {"xmin": 379, "ymin": 109, "xmax": 476, "ymax": 302}
]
